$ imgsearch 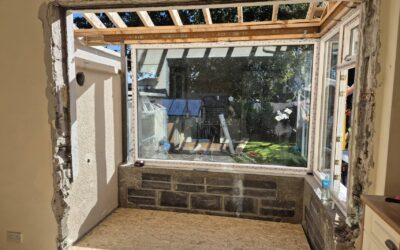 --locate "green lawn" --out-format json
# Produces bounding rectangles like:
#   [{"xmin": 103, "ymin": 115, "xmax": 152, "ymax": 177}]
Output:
[{"xmin": 233, "ymin": 141, "xmax": 307, "ymax": 167}]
